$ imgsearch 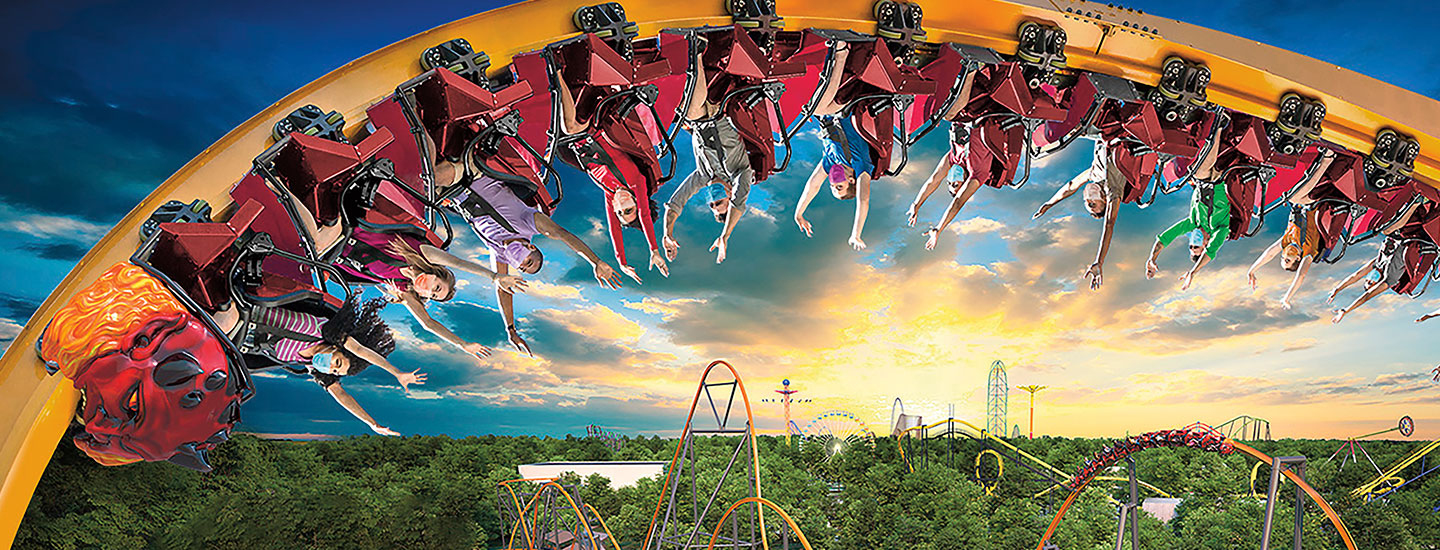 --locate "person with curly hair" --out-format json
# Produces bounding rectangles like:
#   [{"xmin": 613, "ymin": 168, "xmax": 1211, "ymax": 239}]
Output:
[
  {"xmin": 214, "ymin": 298, "xmax": 422, "ymax": 435},
  {"xmin": 280, "ymin": 186, "xmax": 501, "ymax": 361}
]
